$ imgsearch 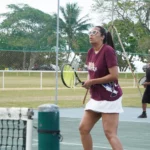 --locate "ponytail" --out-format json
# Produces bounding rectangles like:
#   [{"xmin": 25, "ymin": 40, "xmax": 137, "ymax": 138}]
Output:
[
  {"xmin": 96, "ymin": 26, "xmax": 115, "ymax": 49},
  {"xmin": 106, "ymin": 31, "xmax": 115, "ymax": 49}
]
